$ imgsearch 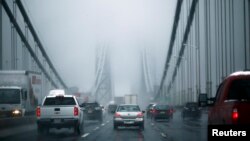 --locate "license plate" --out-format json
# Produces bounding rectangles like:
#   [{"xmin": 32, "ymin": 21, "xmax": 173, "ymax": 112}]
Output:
[
  {"xmin": 124, "ymin": 121, "xmax": 134, "ymax": 124},
  {"xmin": 54, "ymin": 119, "xmax": 61, "ymax": 123},
  {"xmin": 88, "ymin": 110, "xmax": 93, "ymax": 113},
  {"xmin": 160, "ymin": 112, "xmax": 165, "ymax": 114}
]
